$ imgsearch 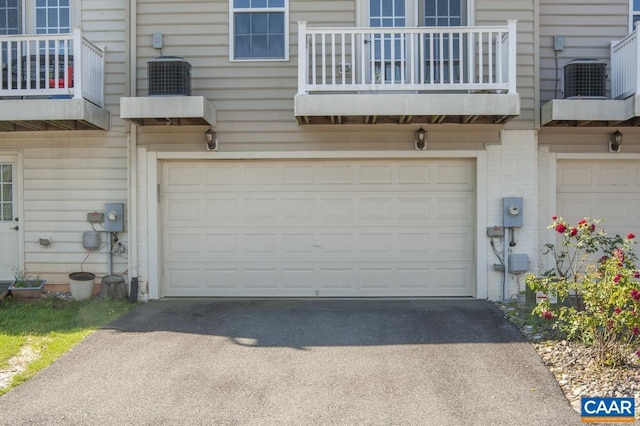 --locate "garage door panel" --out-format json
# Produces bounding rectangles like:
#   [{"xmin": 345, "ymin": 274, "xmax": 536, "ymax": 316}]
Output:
[
  {"xmin": 166, "ymin": 165, "xmax": 200, "ymax": 187},
  {"xmin": 320, "ymin": 165, "xmax": 354, "ymax": 184},
  {"xmin": 205, "ymin": 198, "xmax": 239, "ymax": 221},
  {"xmin": 319, "ymin": 268, "xmax": 356, "ymax": 292},
  {"xmin": 557, "ymin": 163, "xmax": 593, "ymax": 188},
  {"xmin": 358, "ymin": 198, "xmax": 393, "ymax": 220},
  {"xmin": 282, "ymin": 198, "xmax": 315, "ymax": 220},
  {"xmin": 162, "ymin": 159, "xmax": 476, "ymax": 297},
  {"xmin": 558, "ymin": 160, "xmax": 640, "ymax": 248},
  {"xmin": 432, "ymin": 266, "xmax": 473, "ymax": 291},
  {"xmin": 282, "ymin": 233, "xmax": 316, "ymax": 255},
  {"xmin": 360, "ymin": 164, "xmax": 393, "ymax": 184},
  {"xmin": 166, "ymin": 267, "xmax": 201, "ymax": 291},
  {"xmin": 397, "ymin": 198, "xmax": 432, "ymax": 220},
  {"xmin": 435, "ymin": 231, "xmax": 474, "ymax": 257},
  {"xmin": 204, "ymin": 164, "xmax": 239, "ymax": 186},
  {"xmin": 165, "ymin": 233, "xmax": 201, "ymax": 257},
  {"xmin": 436, "ymin": 196, "xmax": 474, "ymax": 220},
  {"xmin": 166, "ymin": 197, "xmax": 200, "ymax": 222},
  {"xmin": 282, "ymin": 165, "xmax": 315, "ymax": 184},
  {"xmin": 281, "ymin": 269, "xmax": 316, "ymax": 291},
  {"xmin": 205, "ymin": 233, "xmax": 239, "ymax": 255},
  {"xmin": 320, "ymin": 233, "xmax": 355, "ymax": 255},
  {"xmin": 435, "ymin": 163, "xmax": 474, "ymax": 185}
]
